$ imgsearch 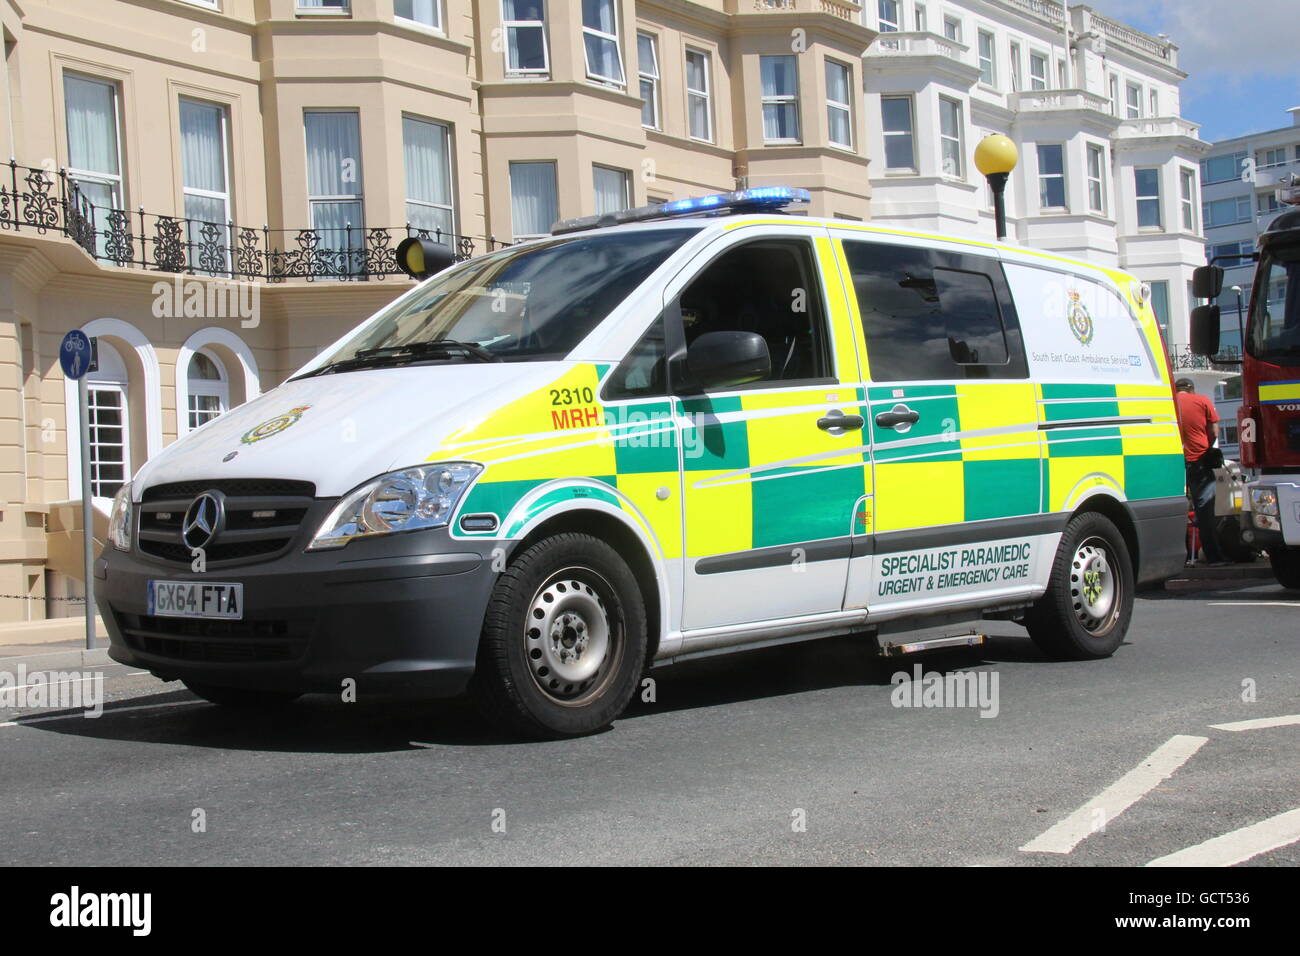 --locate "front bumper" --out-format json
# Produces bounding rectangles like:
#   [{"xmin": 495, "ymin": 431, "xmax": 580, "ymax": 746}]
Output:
[{"xmin": 95, "ymin": 517, "xmax": 502, "ymax": 697}]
